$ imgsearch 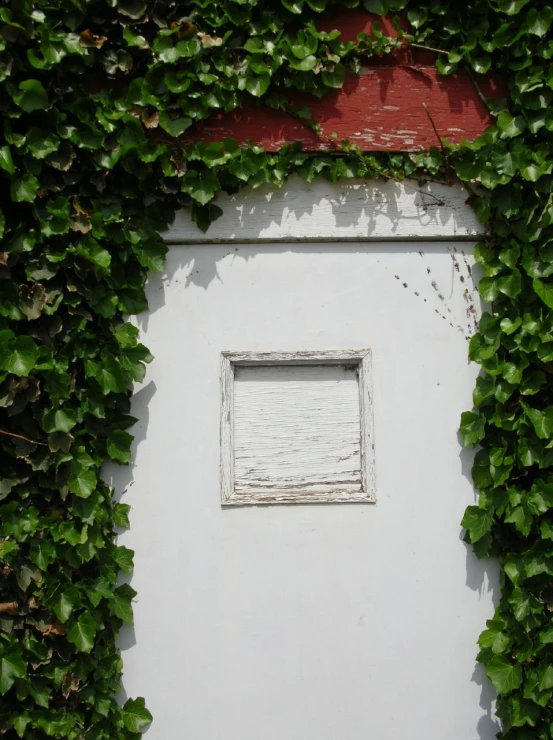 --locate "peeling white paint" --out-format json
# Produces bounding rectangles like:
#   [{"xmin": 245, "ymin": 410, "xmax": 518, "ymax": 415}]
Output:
[{"xmin": 235, "ymin": 365, "xmax": 361, "ymax": 490}]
